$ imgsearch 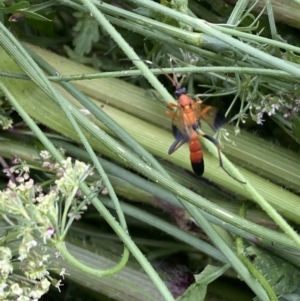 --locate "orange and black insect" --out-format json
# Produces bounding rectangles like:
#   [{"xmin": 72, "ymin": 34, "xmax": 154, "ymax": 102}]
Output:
[
  {"xmin": 124, "ymin": 58, "xmax": 244, "ymax": 183},
  {"xmin": 164, "ymin": 63, "xmax": 245, "ymax": 184}
]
